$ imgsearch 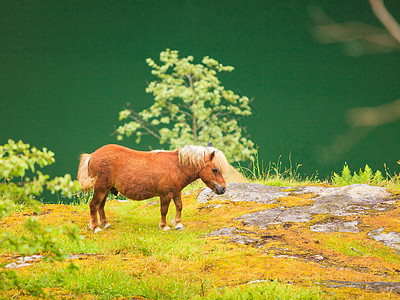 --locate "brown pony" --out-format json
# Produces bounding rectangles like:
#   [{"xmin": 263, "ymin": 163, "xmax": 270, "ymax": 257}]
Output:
[{"xmin": 77, "ymin": 144, "xmax": 229, "ymax": 232}]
